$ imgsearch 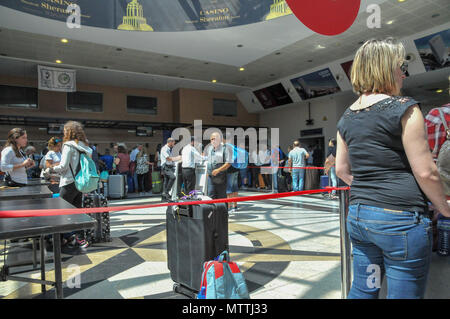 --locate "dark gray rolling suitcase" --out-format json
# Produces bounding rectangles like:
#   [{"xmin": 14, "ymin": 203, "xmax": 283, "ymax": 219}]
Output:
[{"xmin": 166, "ymin": 201, "xmax": 229, "ymax": 298}]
